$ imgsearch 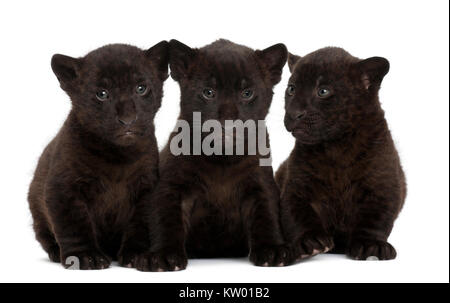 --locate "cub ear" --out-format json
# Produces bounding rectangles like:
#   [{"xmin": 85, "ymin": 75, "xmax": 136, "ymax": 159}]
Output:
[
  {"xmin": 354, "ymin": 57, "xmax": 390, "ymax": 90},
  {"xmin": 256, "ymin": 43, "xmax": 288, "ymax": 85},
  {"xmin": 169, "ymin": 39, "xmax": 197, "ymax": 81},
  {"xmin": 51, "ymin": 54, "xmax": 81, "ymax": 85},
  {"xmin": 288, "ymin": 53, "xmax": 301, "ymax": 73},
  {"xmin": 146, "ymin": 40, "xmax": 170, "ymax": 81}
]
